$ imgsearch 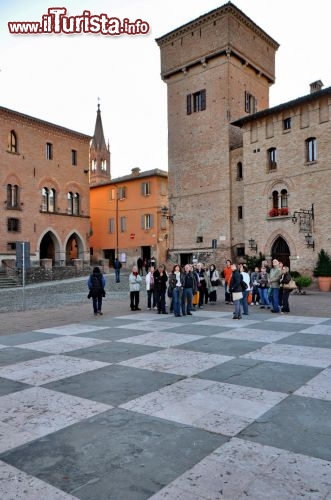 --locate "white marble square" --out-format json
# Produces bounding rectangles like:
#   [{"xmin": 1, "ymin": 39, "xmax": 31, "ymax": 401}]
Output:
[
  {"xmin": 120, "ymin": 378, "xmax": 286, "ymax": 436},
  {"xmin": 119, "ymin": 348, "xmax": 232, "ymax": 376},
  {"xmin": 0, "ymin": 387, "xmax": 111, "ymax": 453},
  {"xmin": 267, "ymin": 316, "xmax": 329, "ymax": 325},
  {"xmin": 242, "ymin": 343, "xmax": 331, "ymax": 368},
  {"xmin": 18, "ymin": 336, "xmax": 111, "ymax": 354},
  {"xmin": 117, "ymin": 331, "xmax": 204, "ymax": 348},
  {"xmin": 114, "ymin": 313, "xmax": 157, "ymax": 321},
  {"xmin": 0, "ymin": 460, "xmax": 78, "ymax": 499},
  {"xmin": 212, "ymin": 328, "xmax": 292, "ymax": 343},
  {"xmin": 0, "ymin": 355, "xmax": 110, "ymax": 385},
  {"xmin": 117, "ymin": 320, "xmax": 182, "ymax": 332},
  {"xmin": 150, "ymin": 438, "xmax": 331, "ymax": 499},
  {"xmin": 197, "ymin": 317, "xmax": 259, "ymax": 328},
  {"xmin": 294, "ymin": 368, "xmax": 331, "ymax": 401},
  {"xmin": 35, "ymin": 323, "xmax": 109, "ymax": 335},
  {"xmin": 299, "ymin": 324, "xmax": 331, "ymax": 335}
]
